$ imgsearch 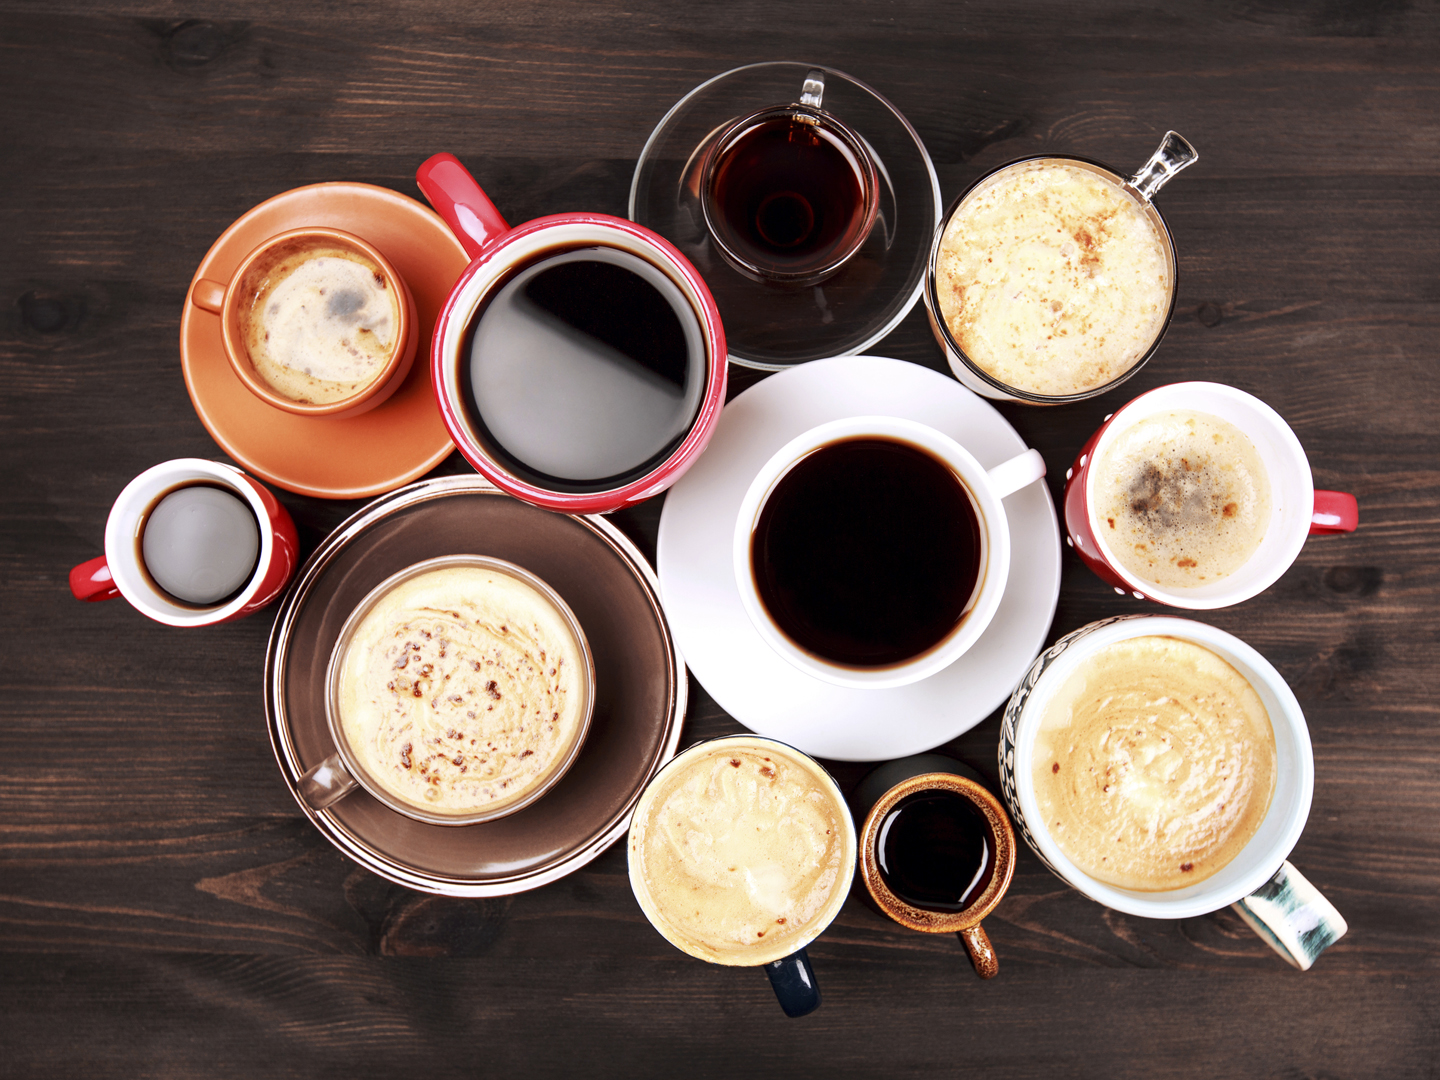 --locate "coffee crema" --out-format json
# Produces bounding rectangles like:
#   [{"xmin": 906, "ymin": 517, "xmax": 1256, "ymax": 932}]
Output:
[
  {"xmin": 240, "ymin": 240, "xmax": 399, "ymax": 404},
  {"xmin": 335, "ymin": 565, "xmax": 586, "ymax": 817},
  {"xmin": 1094, "ymin": 410, "xmax": 1271, "ymax": 590},
  {"xmin": 1032, "ymin": 636, "xmax": 1276, "ymax": 891},
  {"xmin": 629, "ymin": 740, "xmax": 853, "ymax": 966},
  {"xmin": 751, "ymin": 437, "xmax": 983, "ymax": 667},
  {"xmin": 935, "ymin": 159, "xmax": 1170, "ymax": 396},
  {"xmin": 138, "ymin": 482, "xmax": 260, "ymax": 606}
]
